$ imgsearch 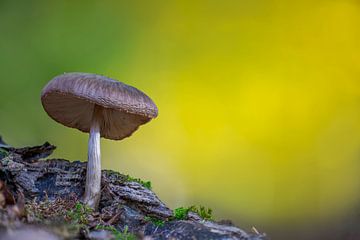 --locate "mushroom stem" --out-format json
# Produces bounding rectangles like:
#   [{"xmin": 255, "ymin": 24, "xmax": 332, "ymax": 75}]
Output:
[{"xmin": 84, "ymin": 106, "xmax": 101, "ymax": 209}]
